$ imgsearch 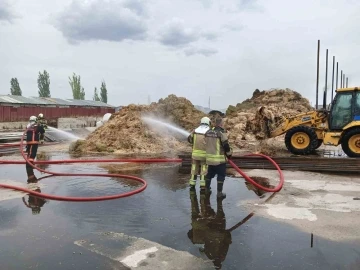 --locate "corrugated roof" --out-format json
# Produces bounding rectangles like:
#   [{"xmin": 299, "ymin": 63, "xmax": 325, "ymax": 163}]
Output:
[
  {"xmin": 0, "ymin": 96, "xmax": 22, "ymax": 103},
  {"xmin": 67, "ymin": 99, "xmax": 114, "ymax": 107},
  {"xmin": 37, "ymin": 97, "xmax": 73, "ymax": 106},
  {"xmin": 0, "ymin": 95, "xmax": 115, "ymax": 107},
  {"xmin": 0, "ymin": 95, "xmax": 49, "ymax": 105}
]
